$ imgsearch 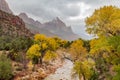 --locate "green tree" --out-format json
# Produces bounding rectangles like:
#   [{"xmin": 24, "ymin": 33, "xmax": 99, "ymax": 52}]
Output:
[
  {"xmin": 0, "ymin": 54, "xmax": 13, "ymax": 80},
  {"xmin": 106, "ymin": 36, "xmax": 120, "ymax": 80},
  {"xmin": 112, "ymin": 65, "xmax": 120, "ymax": 80}
]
